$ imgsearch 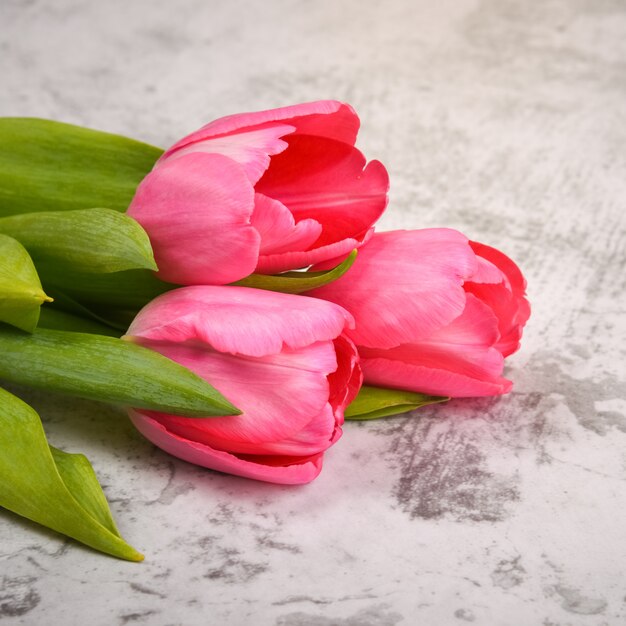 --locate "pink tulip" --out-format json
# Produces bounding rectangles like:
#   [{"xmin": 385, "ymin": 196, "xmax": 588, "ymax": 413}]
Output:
[
  {"xmin": 128, "ymin": 101, "xmax": 389, "ymax": 285},
  {"xmin": 124, "ymin": 286, "xmax": 361, "ymax": 484},
  {"xmin": 310, "ymin": 229, "xmax": 530, "ymax": 397}
]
